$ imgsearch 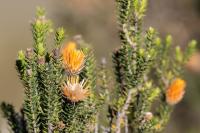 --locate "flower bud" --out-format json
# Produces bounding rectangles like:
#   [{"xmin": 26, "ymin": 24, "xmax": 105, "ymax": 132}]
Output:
[
  {"xmin": 18, "ymin": 50, "xmax": 26, "ymax": 66},
  {"xmin": 144, "ymin": 112, "xmax": 153, "ymax": 121},
  {"xmin": 18, "ymin": 50, "xmax": 25, "ymax": 61},
  {"xmin": 26, "ymin": 48, "xmax": 34, "ymax": 59},
  {"xmin": 101, "ymin": 57, "xmax": 107, "ymax": 65},
  {"xmin": 57, "ymin": 121, "xmax": 65, "ymax": 130},
  {"xmin": 53, "ymin": 48, "xmax": 60, "ymax": 59},
  {"xmin": 37, "ymin": 43, "xmax": 45, "ymax": 56},
  {"xmin": 38, "ymin": 56, "xmax": 45, "ymax": 65},
  {"xmin": 166, "ymin": 35, "xmax": 172, "ymax": 48},
  {"xmin": 27, "ymin": 69, "xmax": 33, "ymax": 76}
]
